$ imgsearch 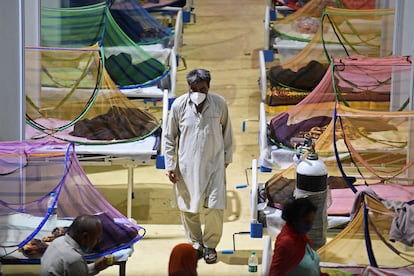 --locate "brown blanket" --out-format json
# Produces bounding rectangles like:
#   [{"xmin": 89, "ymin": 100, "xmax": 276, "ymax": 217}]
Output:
[{"xmin": 70, "ymin": 106, "xmax": 159, "ymax": 140}]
